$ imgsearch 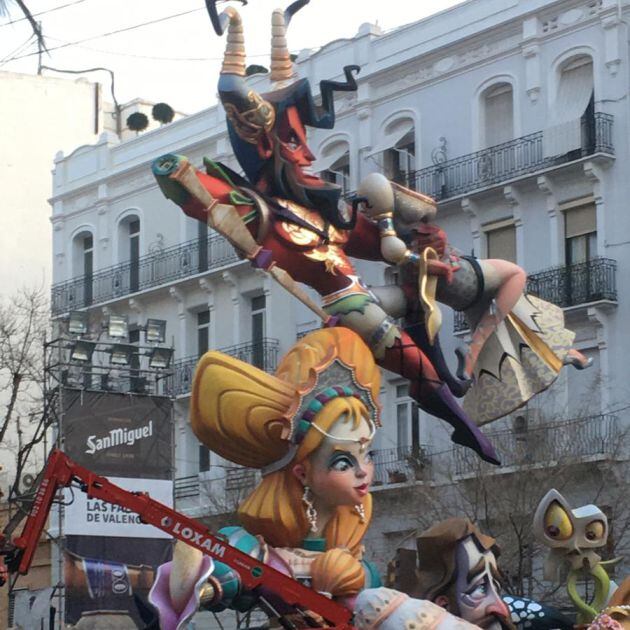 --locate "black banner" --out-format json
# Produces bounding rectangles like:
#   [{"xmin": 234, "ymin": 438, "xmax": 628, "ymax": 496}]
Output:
[{"xmin": 63, "ymin": 389, "xmax": 172, "ymax": 479}]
